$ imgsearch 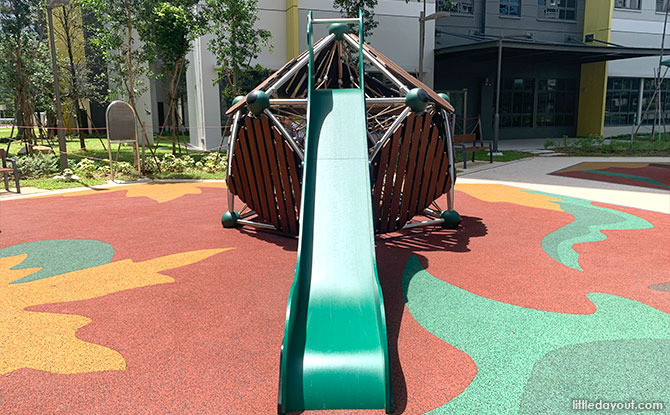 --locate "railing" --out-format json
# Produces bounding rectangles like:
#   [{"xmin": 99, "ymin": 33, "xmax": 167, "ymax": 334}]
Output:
[{"xmin": 307, "ymin": 11, "xmax": 364, "ymax": 91}]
